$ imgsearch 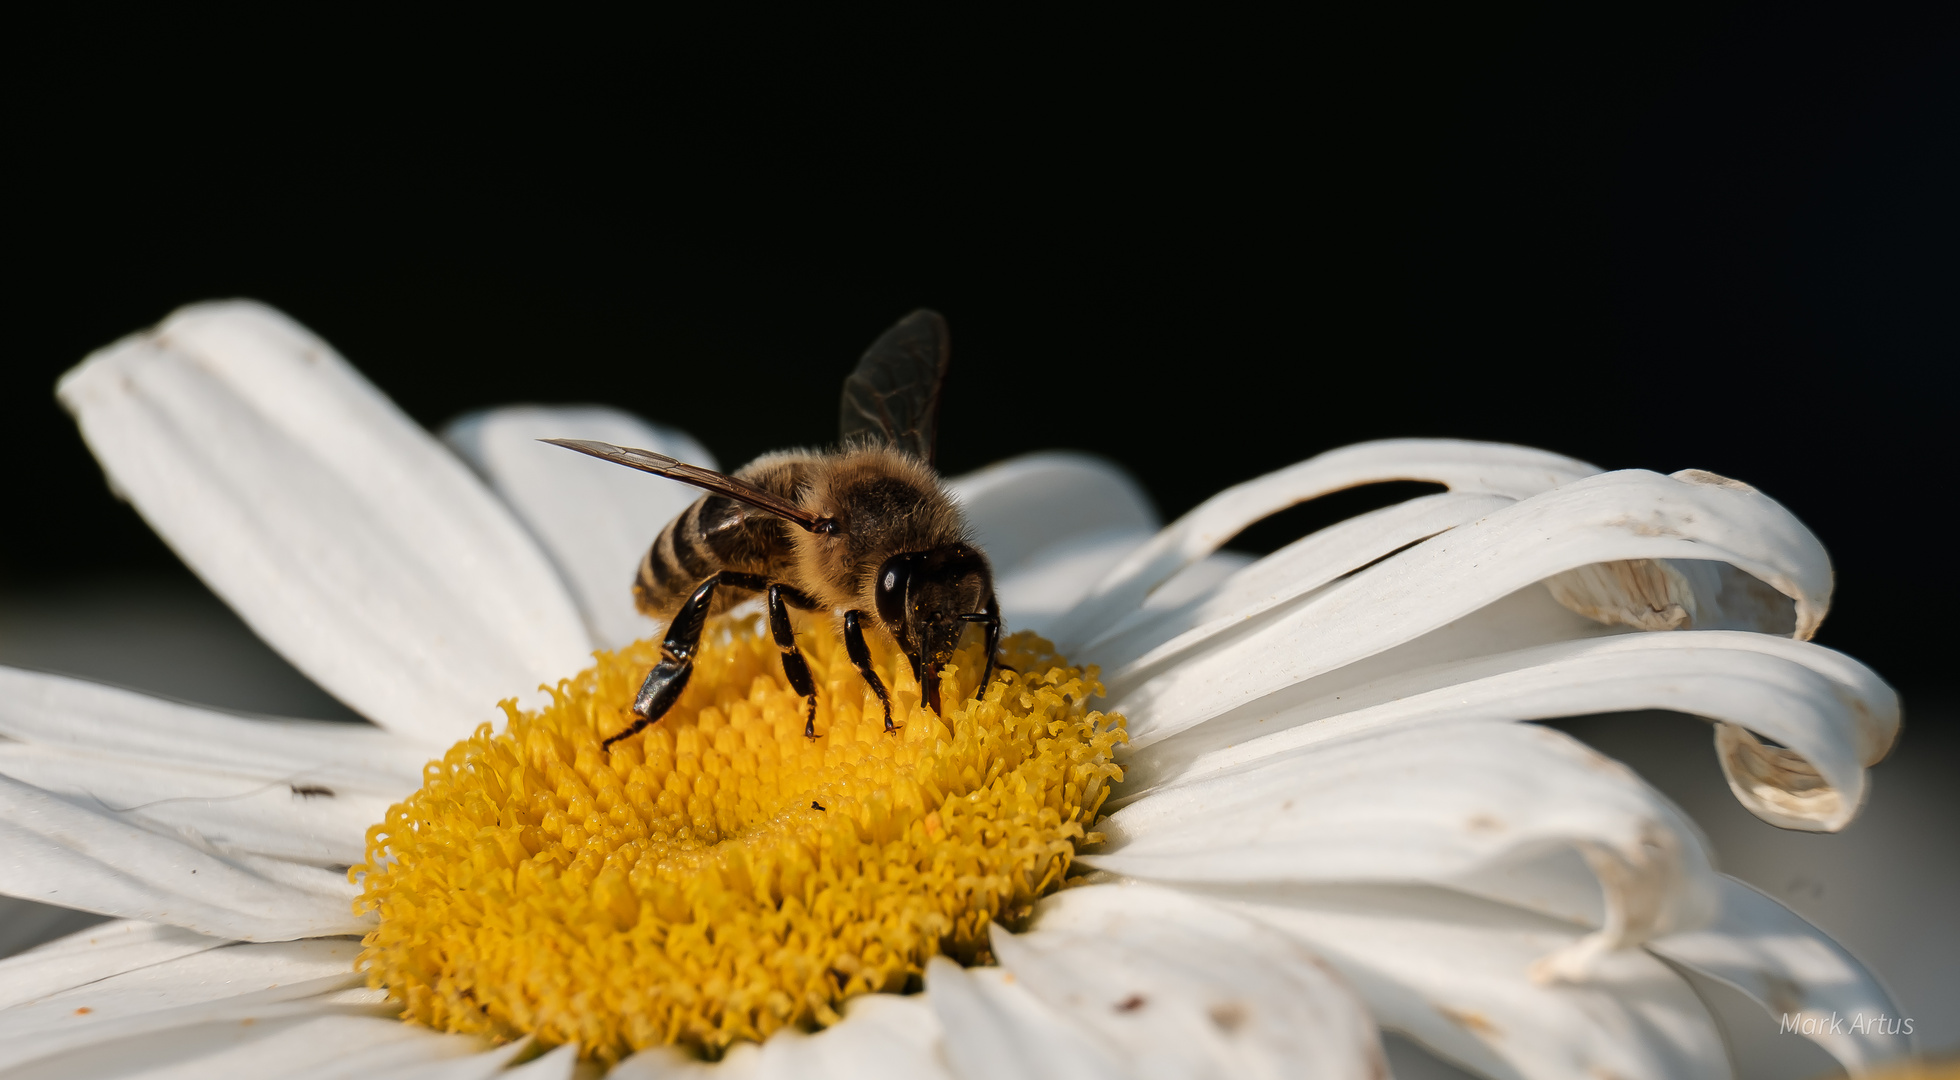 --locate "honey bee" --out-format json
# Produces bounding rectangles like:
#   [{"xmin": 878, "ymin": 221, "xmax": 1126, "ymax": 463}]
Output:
[{"xmin": 546, "ymin": 310, "xmax": 1001, "ymax": 749}]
